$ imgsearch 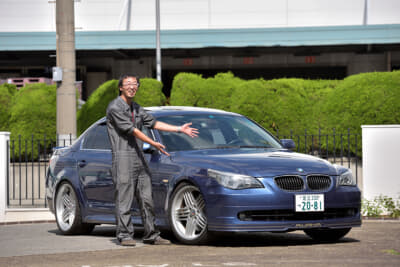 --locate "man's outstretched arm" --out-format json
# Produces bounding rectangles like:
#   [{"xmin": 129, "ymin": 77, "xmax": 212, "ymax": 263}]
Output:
[{"xmin": 154, "ymin": 121, "xmax": 199, "ymax": 138}]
